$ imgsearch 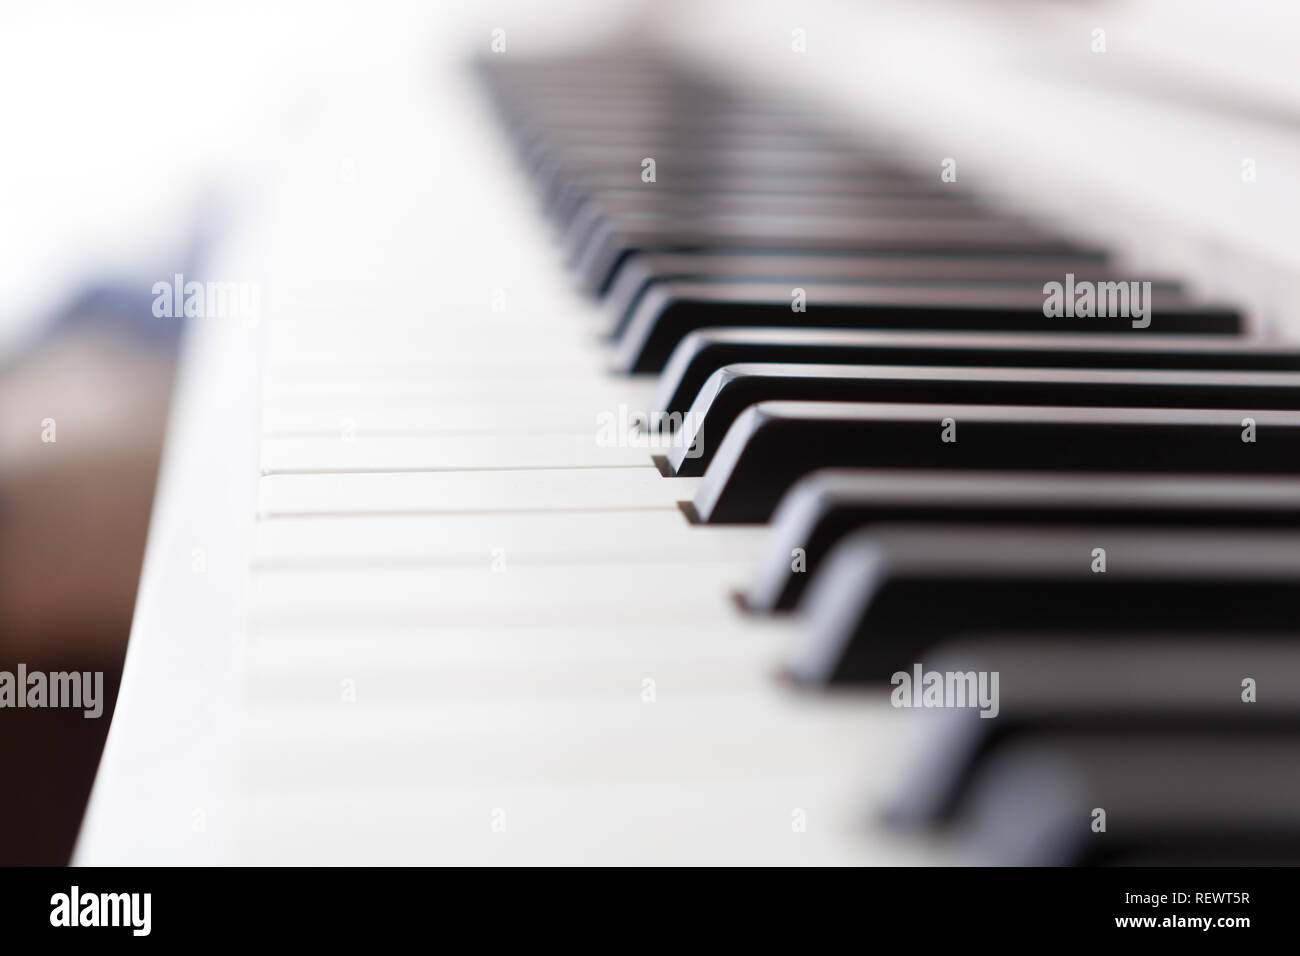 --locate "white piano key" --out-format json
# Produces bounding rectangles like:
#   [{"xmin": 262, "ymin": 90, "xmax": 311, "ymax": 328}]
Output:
[
  {"xmin": 249, "ymin": 561, "xmax": 744, "ymax": 624},
  {"xmin": 264, "ymin": 318, "xmax": 593, "ymax": 342},
  {"xmin": 235, "ymin": 692, "xmax": 891, "ymax": 788},
  {"xmin": 229, "ymin": 692, "xmax": 957, "ymax": 865},
  {"xmin": 267, "ymin": 358, "xmax": 600, "ymax": 382},
  {"xmin": 259, "ymin": 433, "xmax": 655, "ymax": 473},
  {"xmin": 244, "ymin": 652, "xmax": 778, "ymax": 703},
  {"xmin": 252, "ymin": 509, "xmax": 764, "ymax": 564},
  {"xmin": 257, "ymin": 466, "xmax": 696, "ymax": 516},
  {"xmin": 264, "ymin": 378, "xmax": 655, "ymax": 408},
  {"xmin": 262, "ymin": 403, "xmax": 611, "ymax": 435},
  {"xmin": 244, "ymin": 621, "xmax": 789, "ymax": 676},
  {"xmin": 234, "ymin": 778, "xmax": 953, "ymax": 866}
]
